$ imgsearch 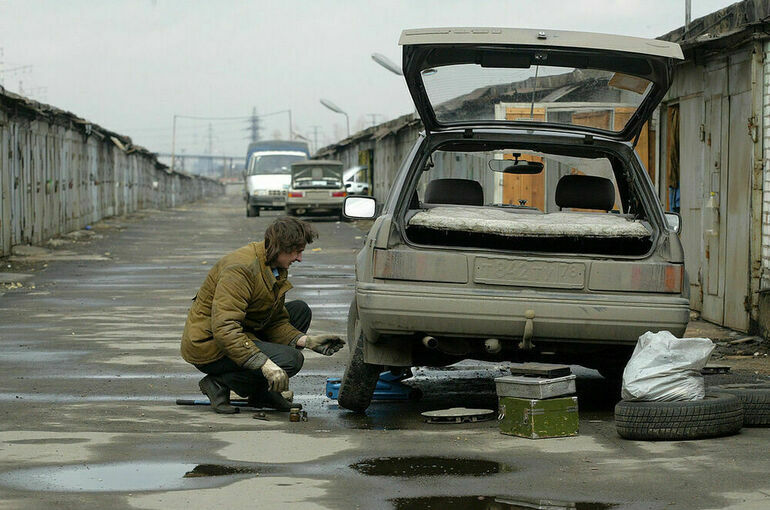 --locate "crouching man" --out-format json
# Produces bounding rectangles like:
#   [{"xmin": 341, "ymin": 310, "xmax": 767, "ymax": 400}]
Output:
[{"xmin": 181, "ymin": 216, "xmax": 345, "ymax": 414}]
